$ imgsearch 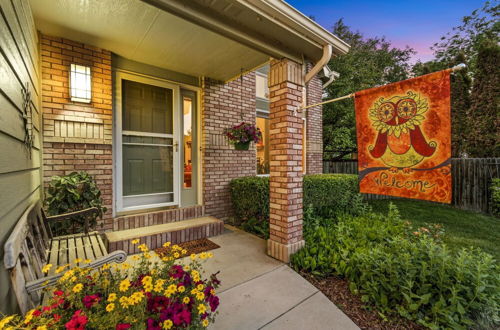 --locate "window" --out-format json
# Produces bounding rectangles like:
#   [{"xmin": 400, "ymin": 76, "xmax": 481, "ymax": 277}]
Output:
[{"xmin": 256, "ymin": 69, "xmax": 270, "ymax": 175}]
